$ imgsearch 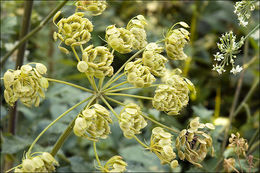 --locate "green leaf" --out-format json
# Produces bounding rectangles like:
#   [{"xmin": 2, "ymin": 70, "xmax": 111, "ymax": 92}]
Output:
[
  {"xmin": 192, "ymin": 104, "xmax": 213, "ymax": 121},
  {"xmin": 2, "ymin": 135, "xmax": 31, "ymax": 154}
]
